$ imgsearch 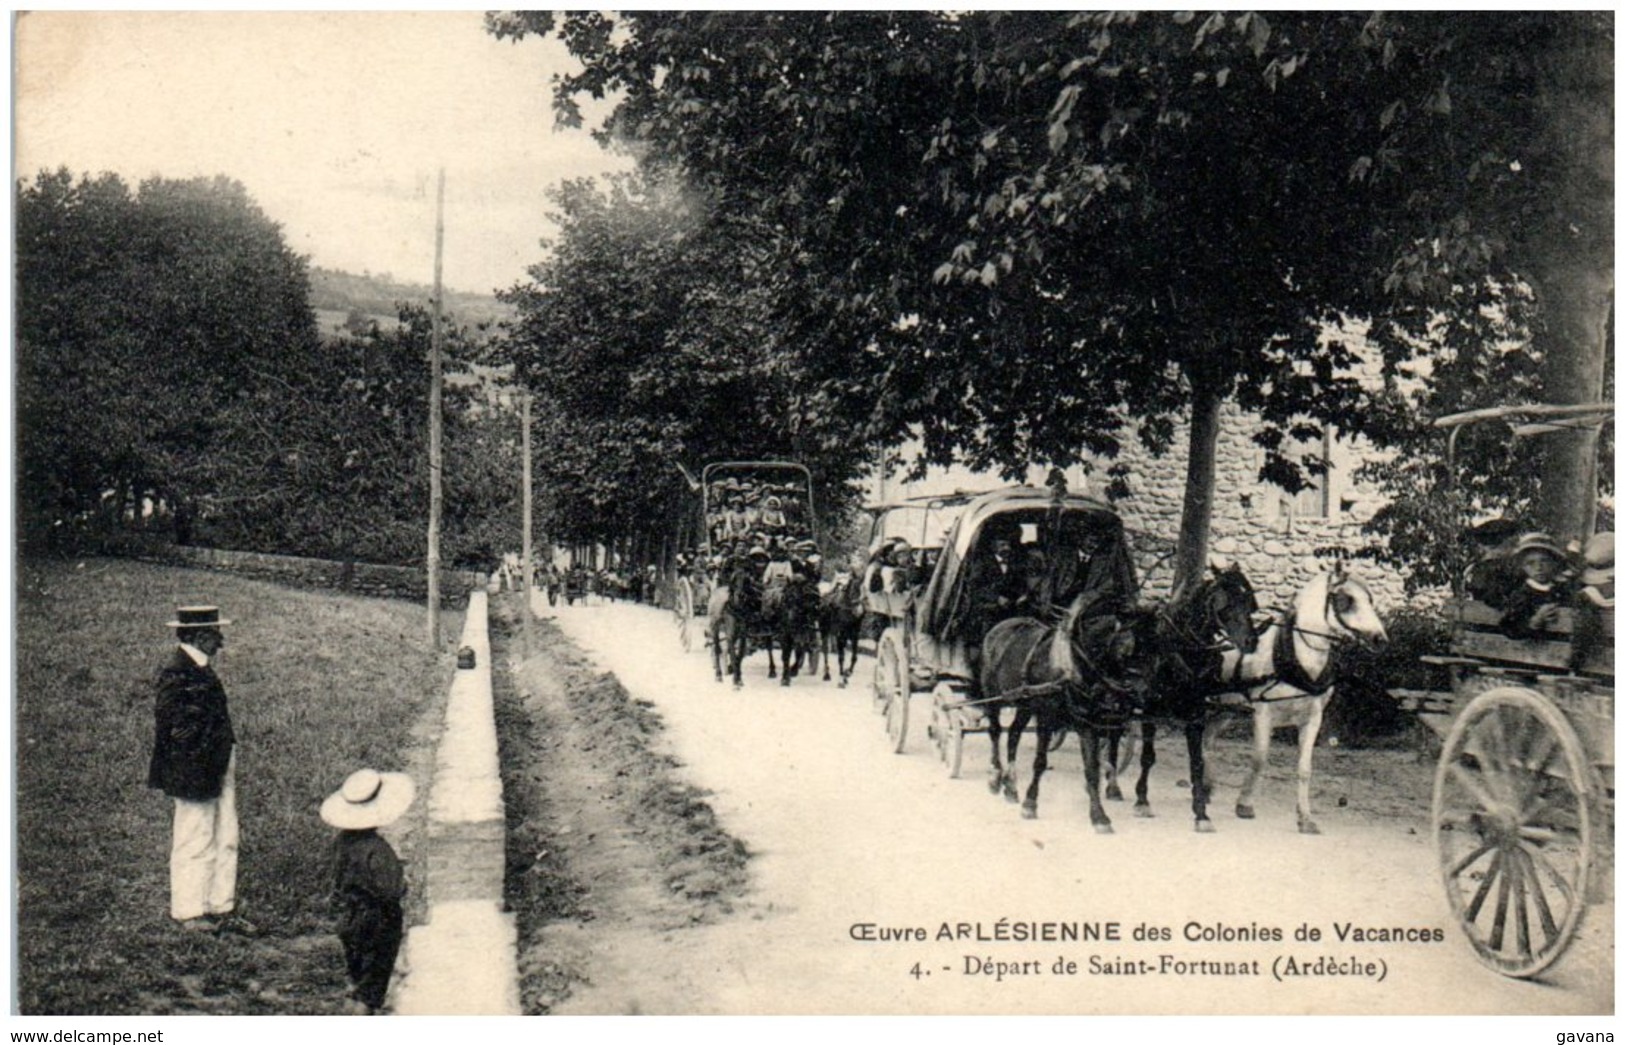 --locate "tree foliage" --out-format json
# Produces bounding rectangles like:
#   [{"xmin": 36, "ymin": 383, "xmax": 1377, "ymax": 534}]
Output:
[
  {"xmin": 16, "ymin": 170, "xmax": 321, "ymax": 551},
  {"xmin": 489, "ymin": 11, "xmax": 1612, "ymax": 582},
  {"xmin": 491, "ymin": 172, "xmax": 872, "ymax": 552},
  {"xmin": 16, "ymin": 169, "xmax": 517, "ymax": 568}
]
